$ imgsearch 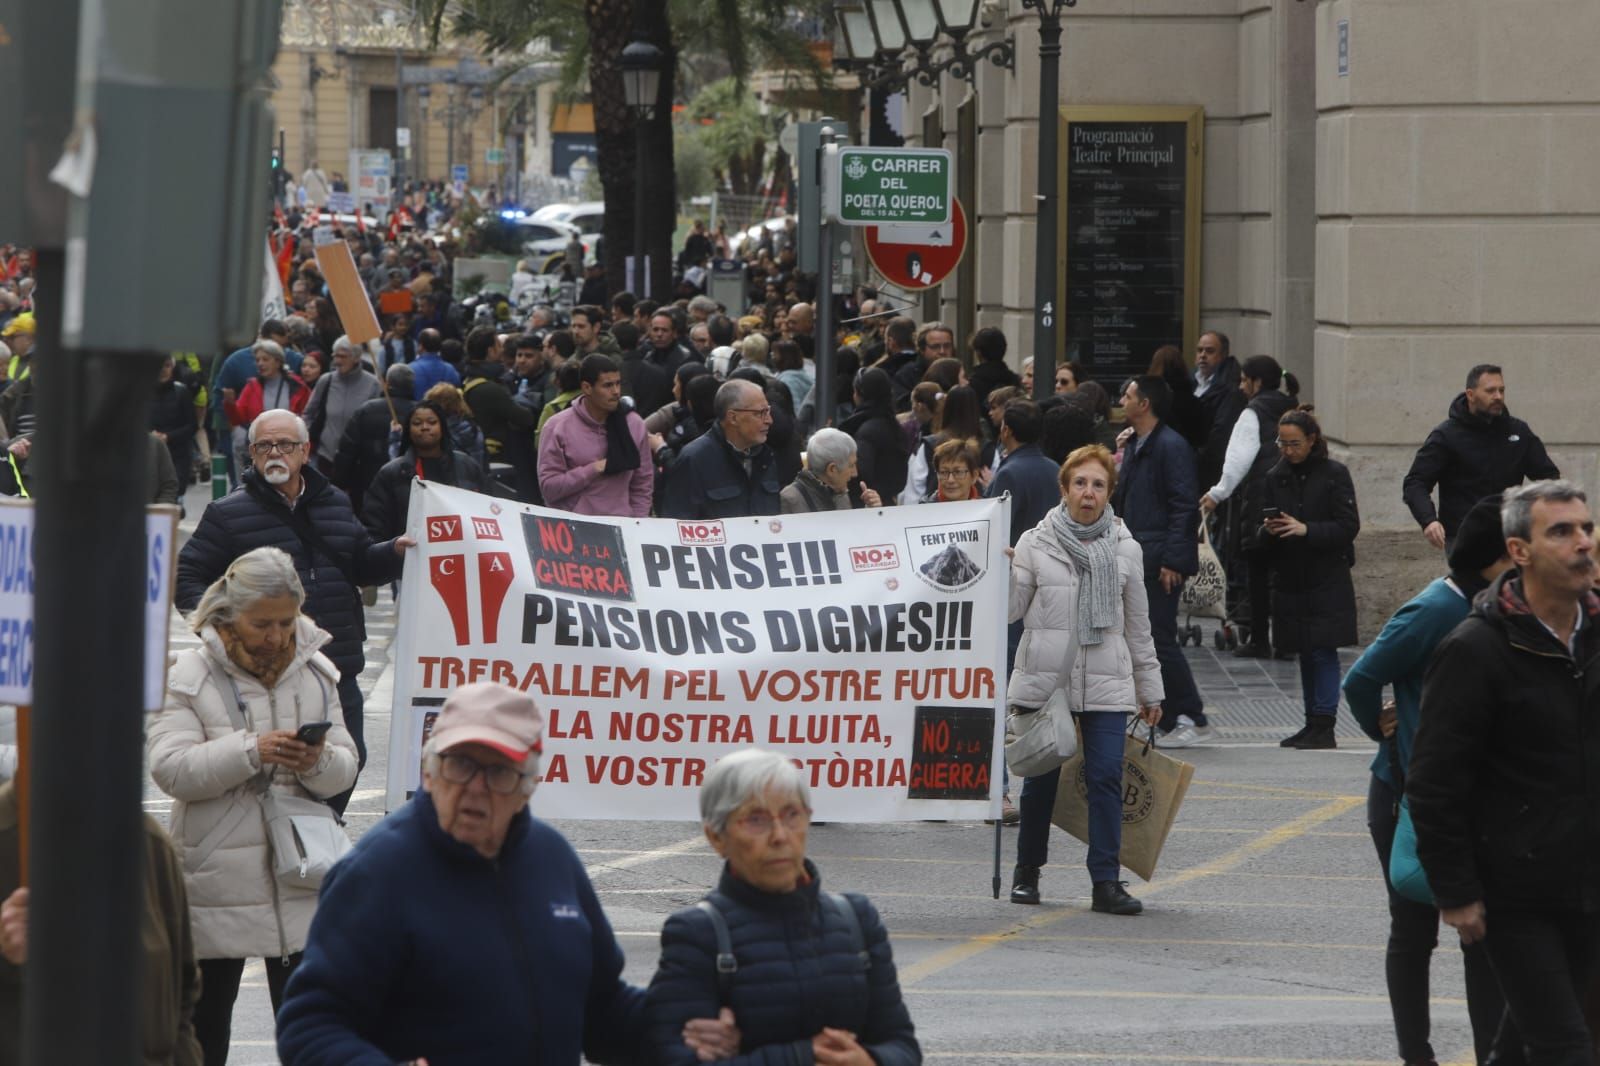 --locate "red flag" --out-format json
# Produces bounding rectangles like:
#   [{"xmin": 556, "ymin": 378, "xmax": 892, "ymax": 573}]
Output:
[
  {"xmin": 276, "ymin": 233, "xmax": 295, "ymax": 288},
  {"xmin": 355, "ymin": 211, "xmax": 367, "ymax": 235},
  {"xmin": 273, "ymin": 202, "xmax": 287, "ymax": 231},
  {"xmin": 387, "ymin": 210, "xmax": 402, "ymax": 243}
]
